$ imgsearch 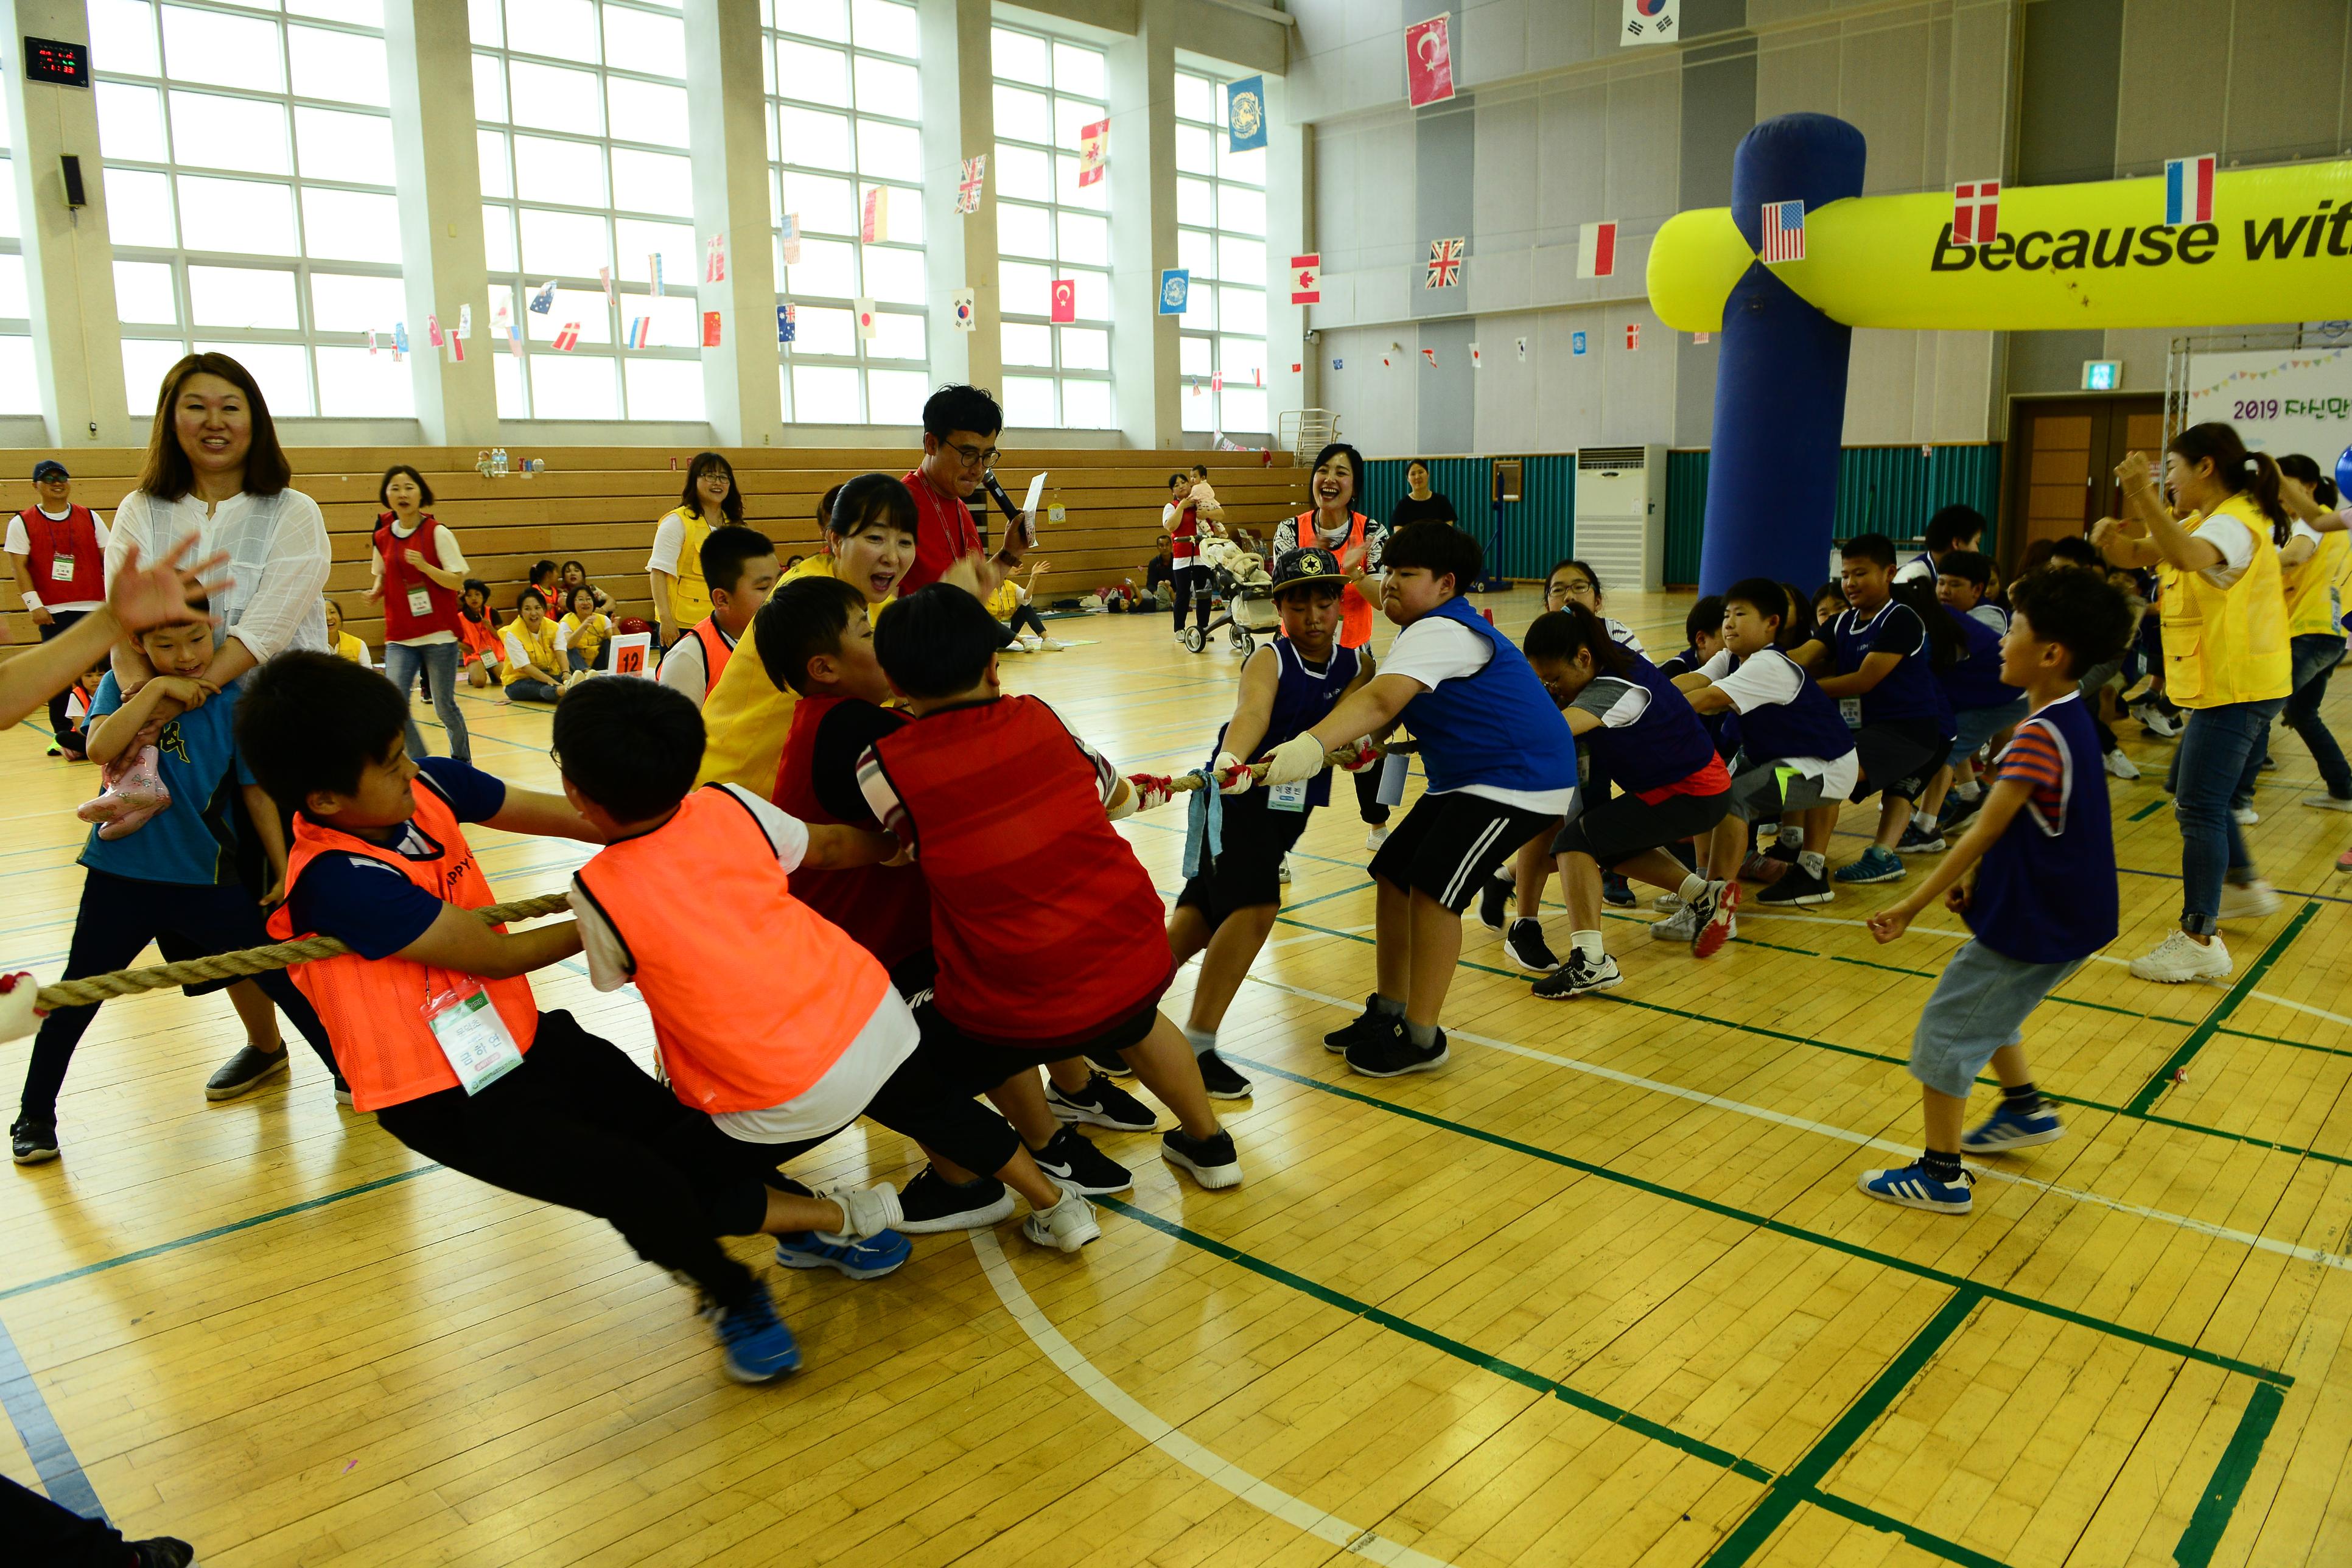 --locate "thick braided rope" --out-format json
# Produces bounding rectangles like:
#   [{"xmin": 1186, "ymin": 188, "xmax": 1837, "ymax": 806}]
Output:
[
  {"xmin": 1137, "ymin": 738, "xmax": 1416, "ymax": 797},
  {"xmin": 28, "ymin": 892, "xmax": 574, "ymax": 1013}
]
